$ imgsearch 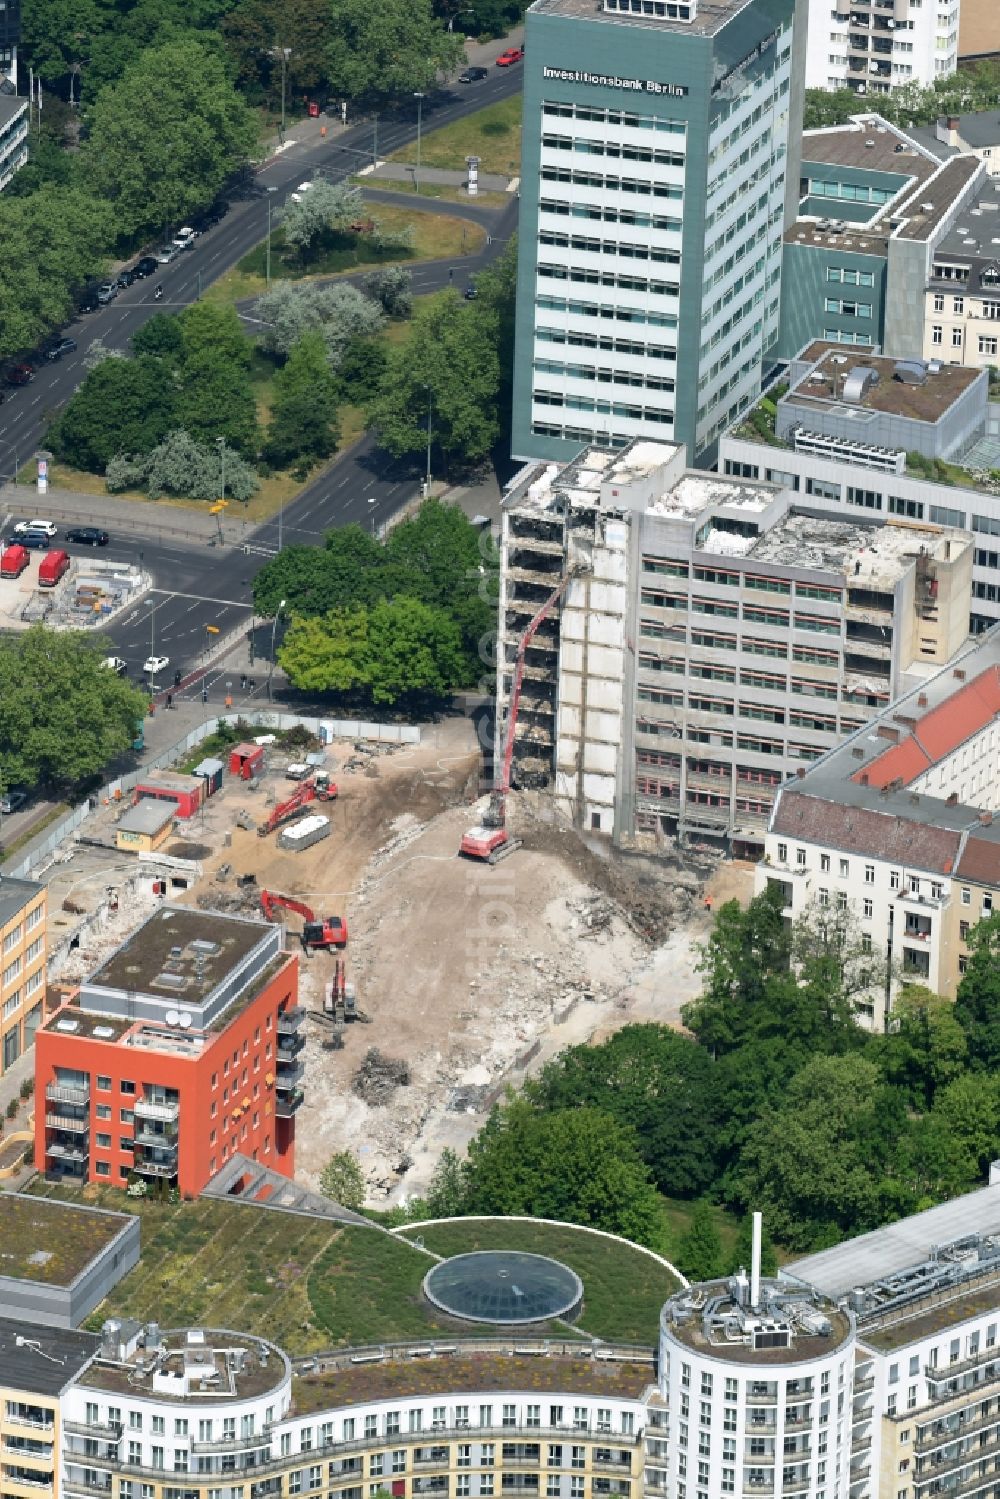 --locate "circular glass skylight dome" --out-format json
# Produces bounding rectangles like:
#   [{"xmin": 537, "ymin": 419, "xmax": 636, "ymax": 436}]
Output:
[{"xmin": 422, "ymin": 1250, "xmax": 584, "ymax": 1325}]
